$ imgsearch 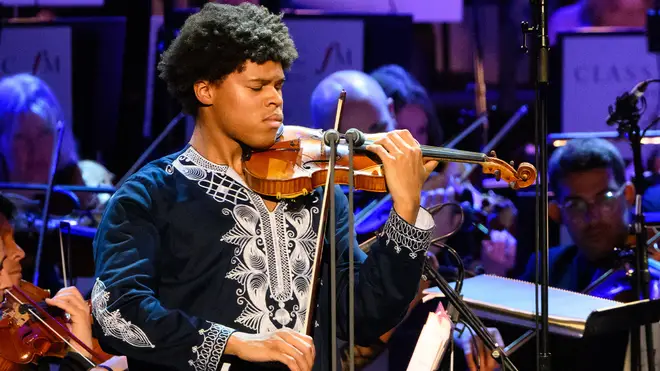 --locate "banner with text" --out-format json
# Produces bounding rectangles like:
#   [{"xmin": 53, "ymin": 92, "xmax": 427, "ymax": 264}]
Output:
[
  {"xmin": 0, "ymin": 26, "xmax": 73, "ymax": 125},
  {"xmin": 561, "ymin": 32, "xmax": 660, "ymax": 161},
  {"xmin": 282, "ymin": 18, "xmax": 364, "ymax": 128}
]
